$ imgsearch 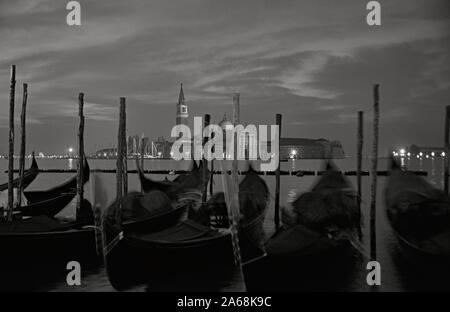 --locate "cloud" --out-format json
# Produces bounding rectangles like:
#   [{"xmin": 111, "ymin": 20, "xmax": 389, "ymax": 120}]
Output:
[{"xmin": 0, "ymin": 0, "xmax": 449, "ymax": 154}]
